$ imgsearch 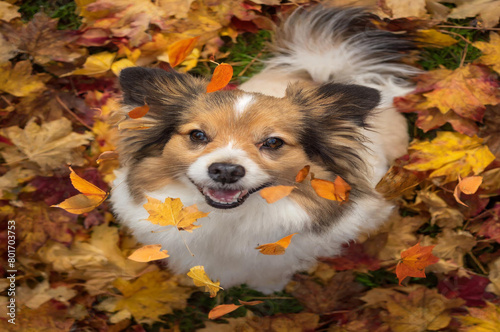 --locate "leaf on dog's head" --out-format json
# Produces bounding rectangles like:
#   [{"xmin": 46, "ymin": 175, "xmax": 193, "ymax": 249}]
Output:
[
  {"xmin": 128, "ymin": 244, "xmax": 169, "ymax": 262},
  {"xmin": 453, "ymin": 175, "xmax": 483, "ymax": 207},
  {"xmin": 256, "ymin": 233, "xmax": 298, "ymax": 255},
  {"xmin": 208, "ymin": 300, "xmax": 263, "ymax": 320},
  {"xmin": 295, "ymin": 165, "xmax": 310, "ymax": 183},
  {"xmin": 311, "ymin": 176, "xmax": 351, "ymax": 202},
  {"xmin": 206, "ymin": 63, "xmax": 233, "ymax": 93},
  {"xmin": 143, "ymin": 196, "xmax": 209, "ymax": 232},
  {"xmin": 260, "ymin": 185, "xmax": 295, "ymax": 203},
  {"xmin": 168, "ymin": 36, "xmax": 200, "ymax": 68},
  {"xmin": 128, "ymin": 104, "xmax": 150, "ymax": 119},
  {"xmin": 187, "ymin": 266, "xmax": 222, "ymax": 297},
  {"xmin": 52, "ymin": 167, "xmax": 108, "ymax": 214},
  {"xmin": 396, "ymin": 242, "xmax": 439, "ymax": 285}
]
